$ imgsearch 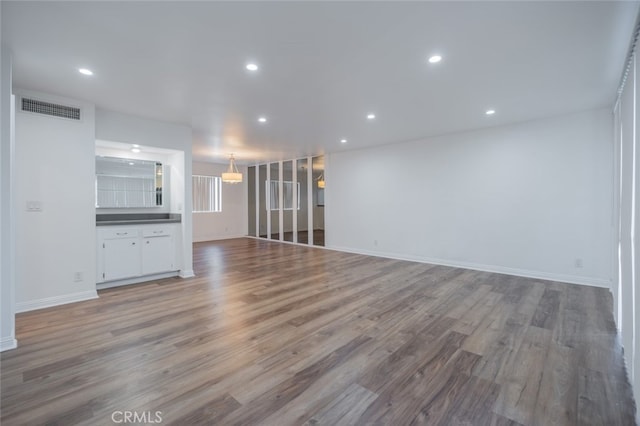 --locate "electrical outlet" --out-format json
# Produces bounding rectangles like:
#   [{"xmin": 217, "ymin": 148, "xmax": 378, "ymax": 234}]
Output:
[
  {"xmin": 73, "ymin": 272, "xmax": 83, "ymax": 282},
  {"xmin": 574, "ymin": 258, "xmax": 583, "ymax": 268}
]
